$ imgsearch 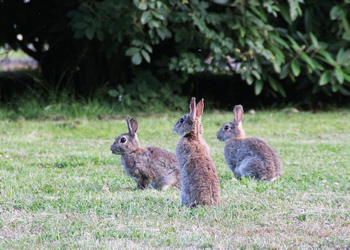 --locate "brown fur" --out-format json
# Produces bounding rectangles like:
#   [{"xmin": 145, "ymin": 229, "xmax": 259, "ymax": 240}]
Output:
[
  {"xmin": 174, "ymin": 98, "xmax": 221, "ymax": 207},
  {"xmin": 216, "ymin": 105, "xmax": 282, "ymax": 181},
  {"xmin": 111, "ymin": 117, "xmax": 181, "ymax": 190}
]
